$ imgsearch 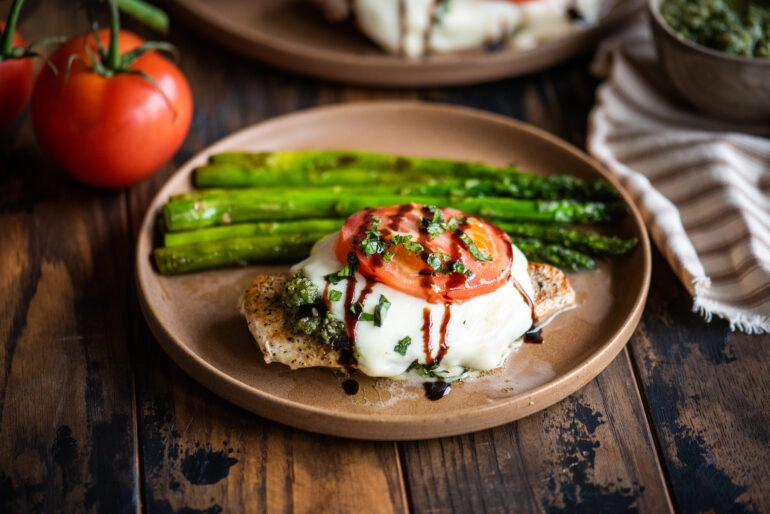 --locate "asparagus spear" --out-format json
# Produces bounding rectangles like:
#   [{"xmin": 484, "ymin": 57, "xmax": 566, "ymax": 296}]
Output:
[
  {"xmin": 494, "ymin": 221, "xmax": 638, "ymax": 256},
  {"xmin": 169, "ymin": 181, "xmax": 556, "ymax": 203},
  {"xmin": 153, "ymin": 233, "xmax": 324, "ymax": 275},
  {"xmin": 160, "ymin": 216, "xmax": 635, "ymax": 259},
  {"xmin": 513, "ymin": 240, "xmax": 596, "ymax": 271},
  {"xmin": 170, "ymin": 184, "xmax": 416, "ymax": 203},
  {"xmin": 163, "ymin": 219, "xmax": 344, "ymax": 247},
  {"xmin": 162, "ymin": 192, "xmax": 626, "ymax": 232},
  {"xmin": 455, "ymin": 197, "xmax": 626, "ymax": 224},
  {"xmin": 194, "ymin": 165, "xmax": 433, "ymax": 189},
  {"xmin": 155, "ymin": 232, "xmax": 598, "ymax": 275},
  {"xmin": 171, "ymin": 182, "xmax": 544, "ymax": 207},
  {"xmin": 194, "ymin": 164, "xmax": 551, "ymax": 199},
  {"xmin": 207, "ymin": 149, "xmax": 503, "ymax": 175},
  {"xmin": 162, "ymin": 217, "xmax": 636, "ymax": 259},
  {"xmin": 195, "ymin": 164, "xmax": 550, "ymax": 199},
  {"xmin": 195, "ymin": 150, "xmax": 620, "ymax": 201}
]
